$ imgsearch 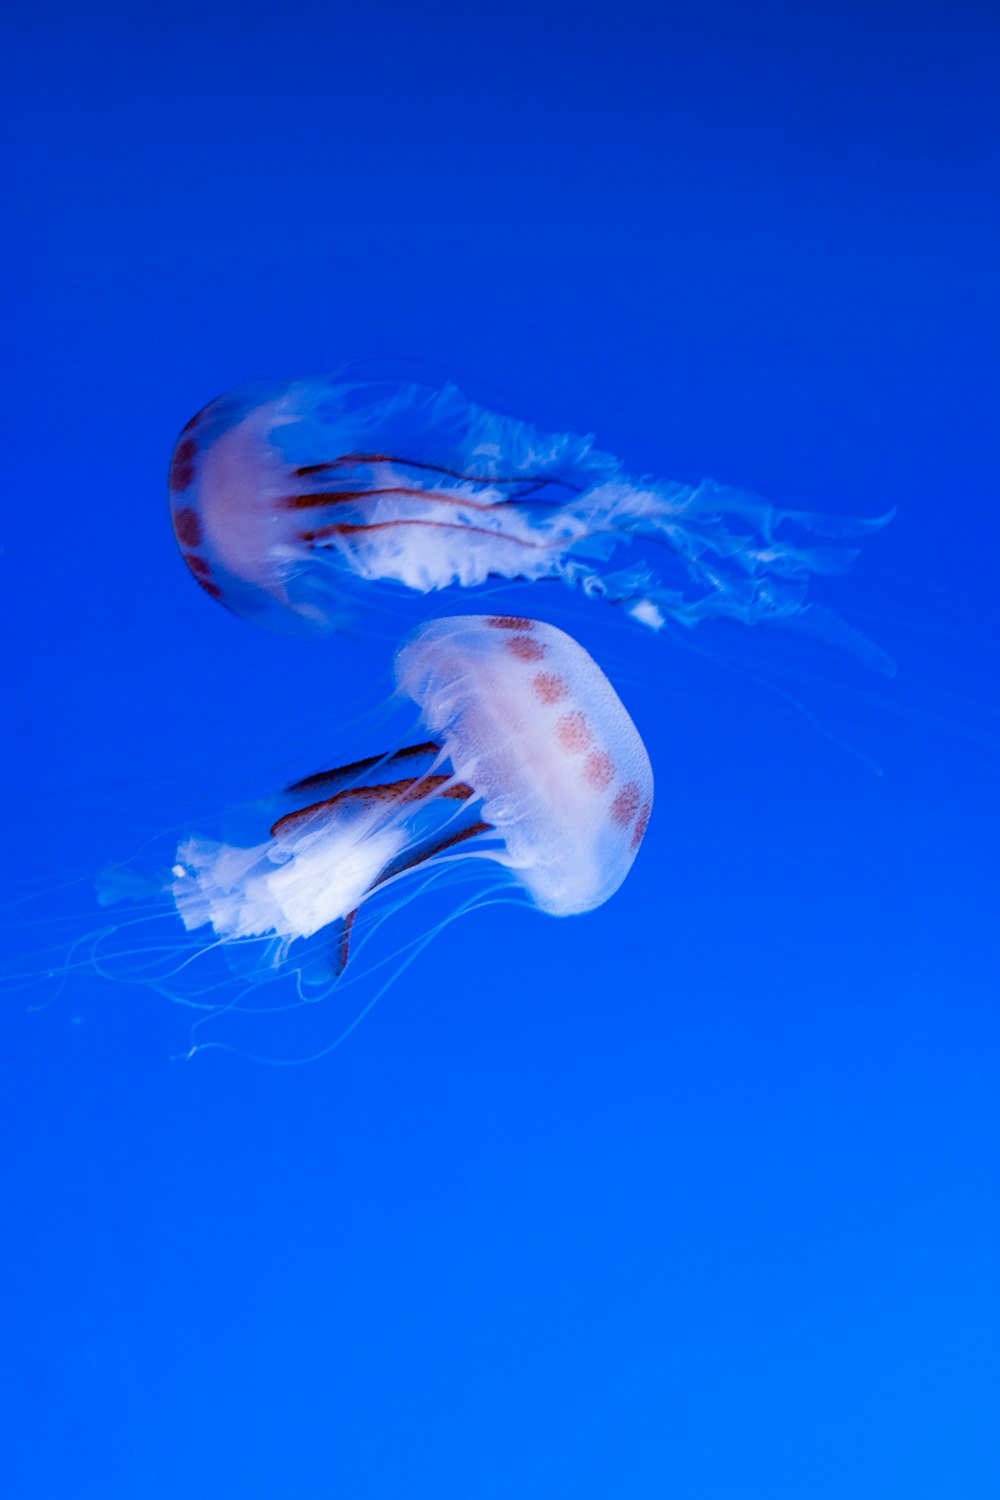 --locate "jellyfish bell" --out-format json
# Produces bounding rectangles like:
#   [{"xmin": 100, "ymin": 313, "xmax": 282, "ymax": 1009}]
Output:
[
  {"xmin": 169, "ymin": 376, "xmax": 893, "ymax": 668},
  {"xmin": 169, "ymin": 382, "xmax": 358, "ymax": 637},
  {"xmin": 168, "ymin": 615, "xmax": 653, "ymax": 1015},
  {"xmin": 393, "ymin": 614, "xmax": 652, "ymax": 915}
]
